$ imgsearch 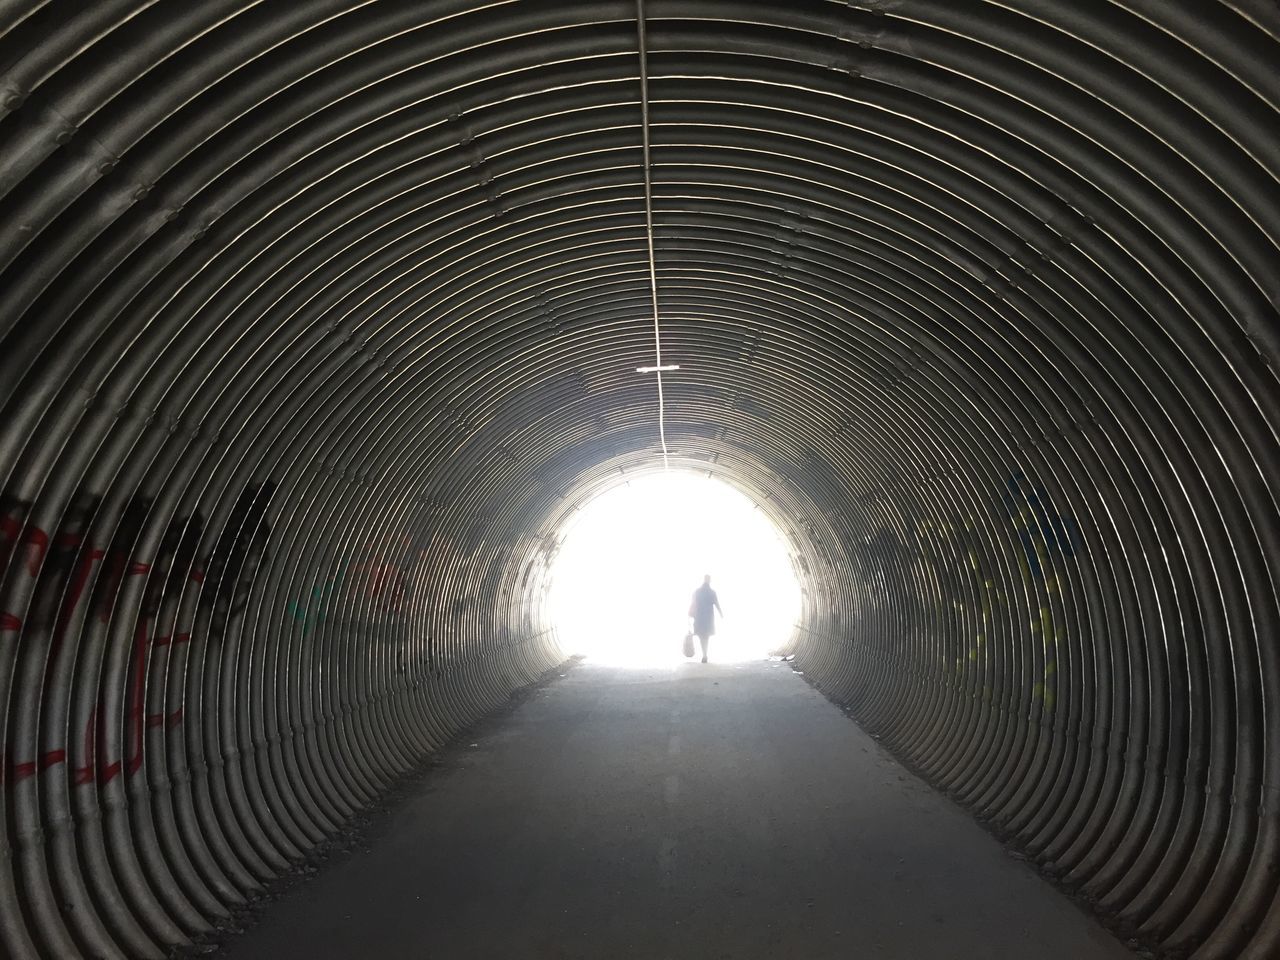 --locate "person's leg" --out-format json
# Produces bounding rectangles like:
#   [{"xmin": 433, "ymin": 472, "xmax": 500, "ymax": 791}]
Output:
[{"xmin": 700, "ymin": 634, "xmax": 709, "ymax": 663}]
